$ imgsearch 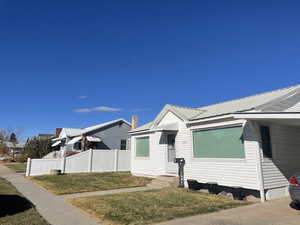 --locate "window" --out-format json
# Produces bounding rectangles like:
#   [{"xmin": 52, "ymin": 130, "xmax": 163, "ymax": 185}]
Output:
[
  {"xmin": 136, "ymin": 137, "xmax": 149, "ymax": 157},
  {"xmin": 74, "ymin": 142, "xmax": 81, "ymax": 150},
  {"xmin": 193, "ymin": 126, "xmax": 245, "ymax": 158},
  {"xmin": 260, "ymin": 126, "xmax": 272, "ymax": 158},
  {"xmin": 120, "ymin": 139, "xmax": 127, "ymax": 150}
]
